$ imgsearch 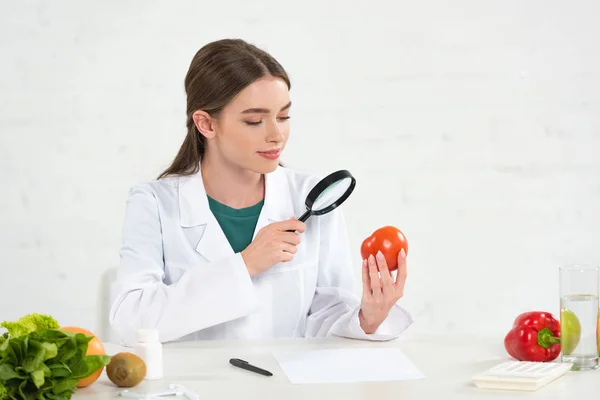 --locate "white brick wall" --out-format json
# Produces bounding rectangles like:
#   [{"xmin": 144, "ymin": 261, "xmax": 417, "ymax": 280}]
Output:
[{"xmin": 1, "ymin": 0, "xmax": 599, "ymax": 341}]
